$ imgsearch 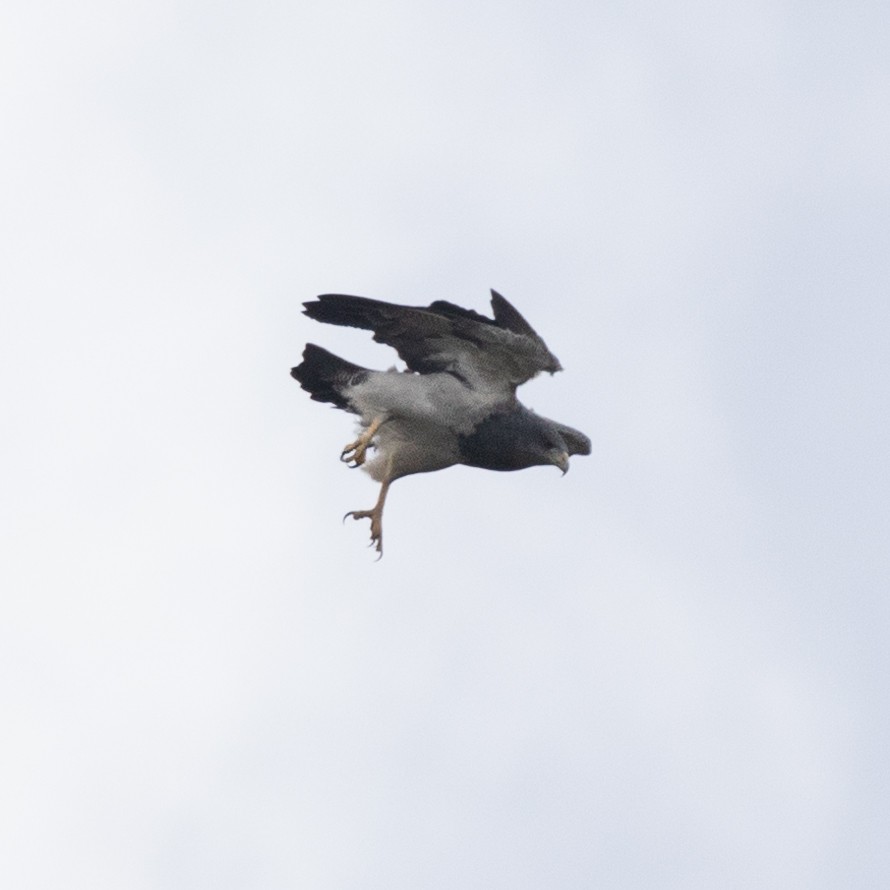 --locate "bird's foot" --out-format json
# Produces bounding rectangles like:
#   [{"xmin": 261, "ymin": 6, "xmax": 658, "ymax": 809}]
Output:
[
  {"xmin": 340, "ymin": 437, "xmax": 374, "ymax": 468},
  {"xmin": 340, "ymin": 418, "xmax": 383, "ymax": 468},
  {"xmin": 343, "ymin": 507, "xmax": 383, "ymax": 558}
]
